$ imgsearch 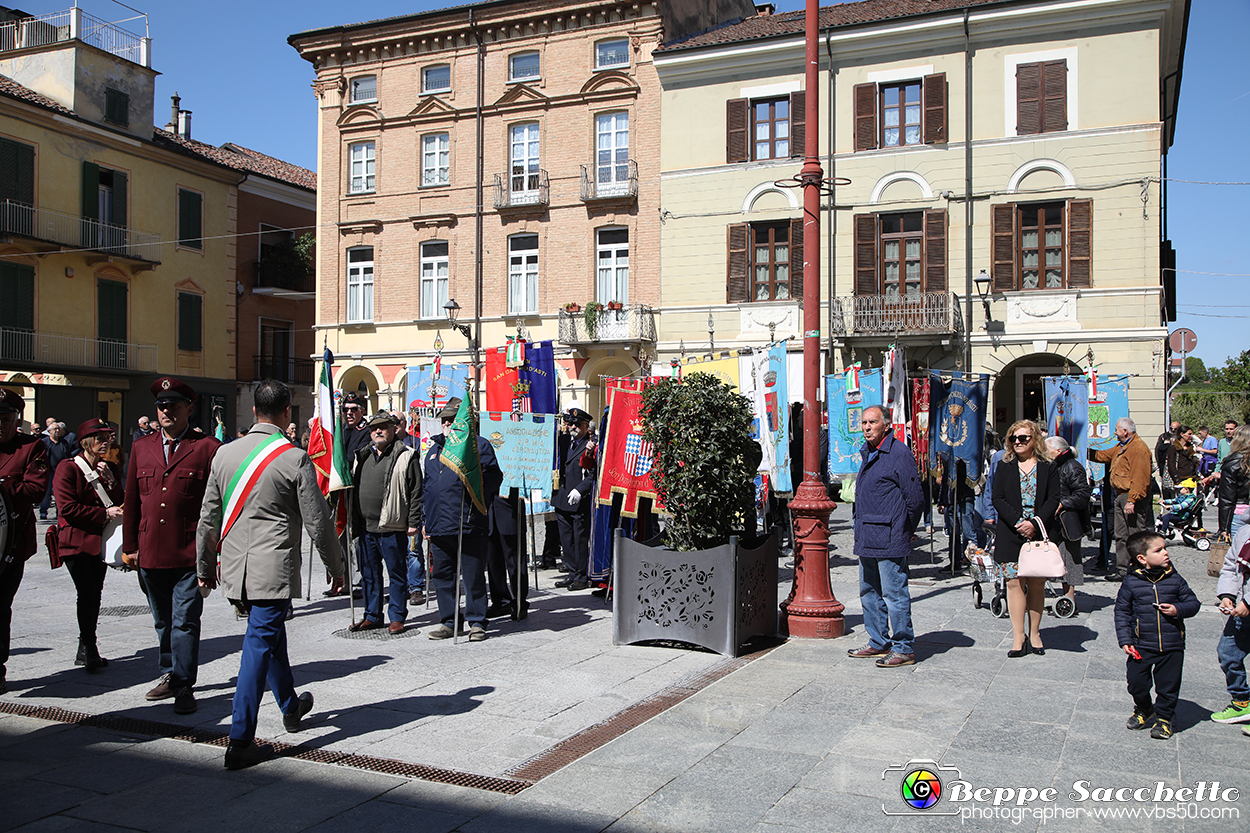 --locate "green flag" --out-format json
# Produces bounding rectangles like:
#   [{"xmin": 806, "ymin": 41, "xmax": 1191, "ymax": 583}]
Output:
[{"xmin": 439, "ymin": 393, "xmax": 486, "ymax": 514}]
